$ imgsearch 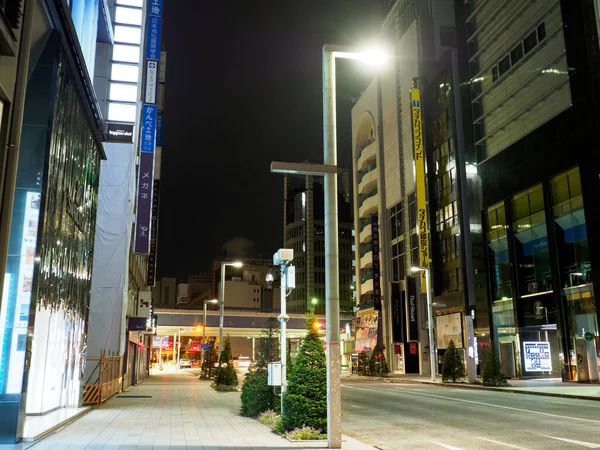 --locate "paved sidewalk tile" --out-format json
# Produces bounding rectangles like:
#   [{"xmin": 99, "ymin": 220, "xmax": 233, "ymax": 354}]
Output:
[{"xmin": 21, "ymin": 370, "xmax": 374, "ymax": 450}]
